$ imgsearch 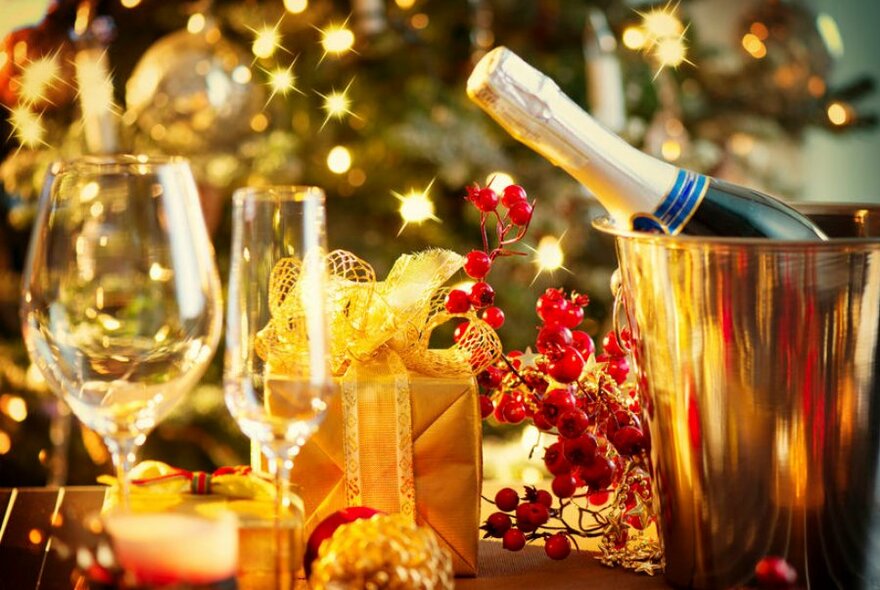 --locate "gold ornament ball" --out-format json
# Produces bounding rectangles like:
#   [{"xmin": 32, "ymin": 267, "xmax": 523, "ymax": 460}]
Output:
[
  {"xmin": 309, "ymin": 514, "xmax": 454, "ymax": 590},
  {"xmin": 125, "ymin": 27, "xmax": 263, "ymax": 153}
]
